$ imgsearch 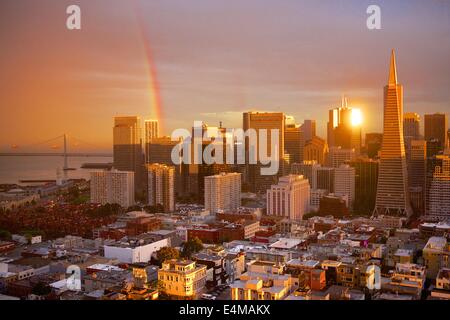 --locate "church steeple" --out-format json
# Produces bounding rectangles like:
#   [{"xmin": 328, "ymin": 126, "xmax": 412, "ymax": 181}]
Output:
[{"xmin": 388, "ymin": 49, "xmax": 398, "ymax": 85}]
